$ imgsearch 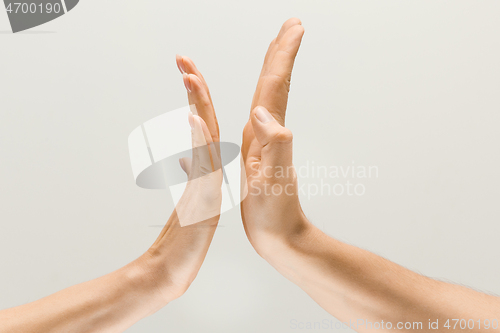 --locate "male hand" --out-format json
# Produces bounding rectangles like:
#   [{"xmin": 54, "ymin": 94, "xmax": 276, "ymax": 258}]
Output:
[{"xmin": 241, "ymin": 18, "xmax": 308, "ymax": 256}]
